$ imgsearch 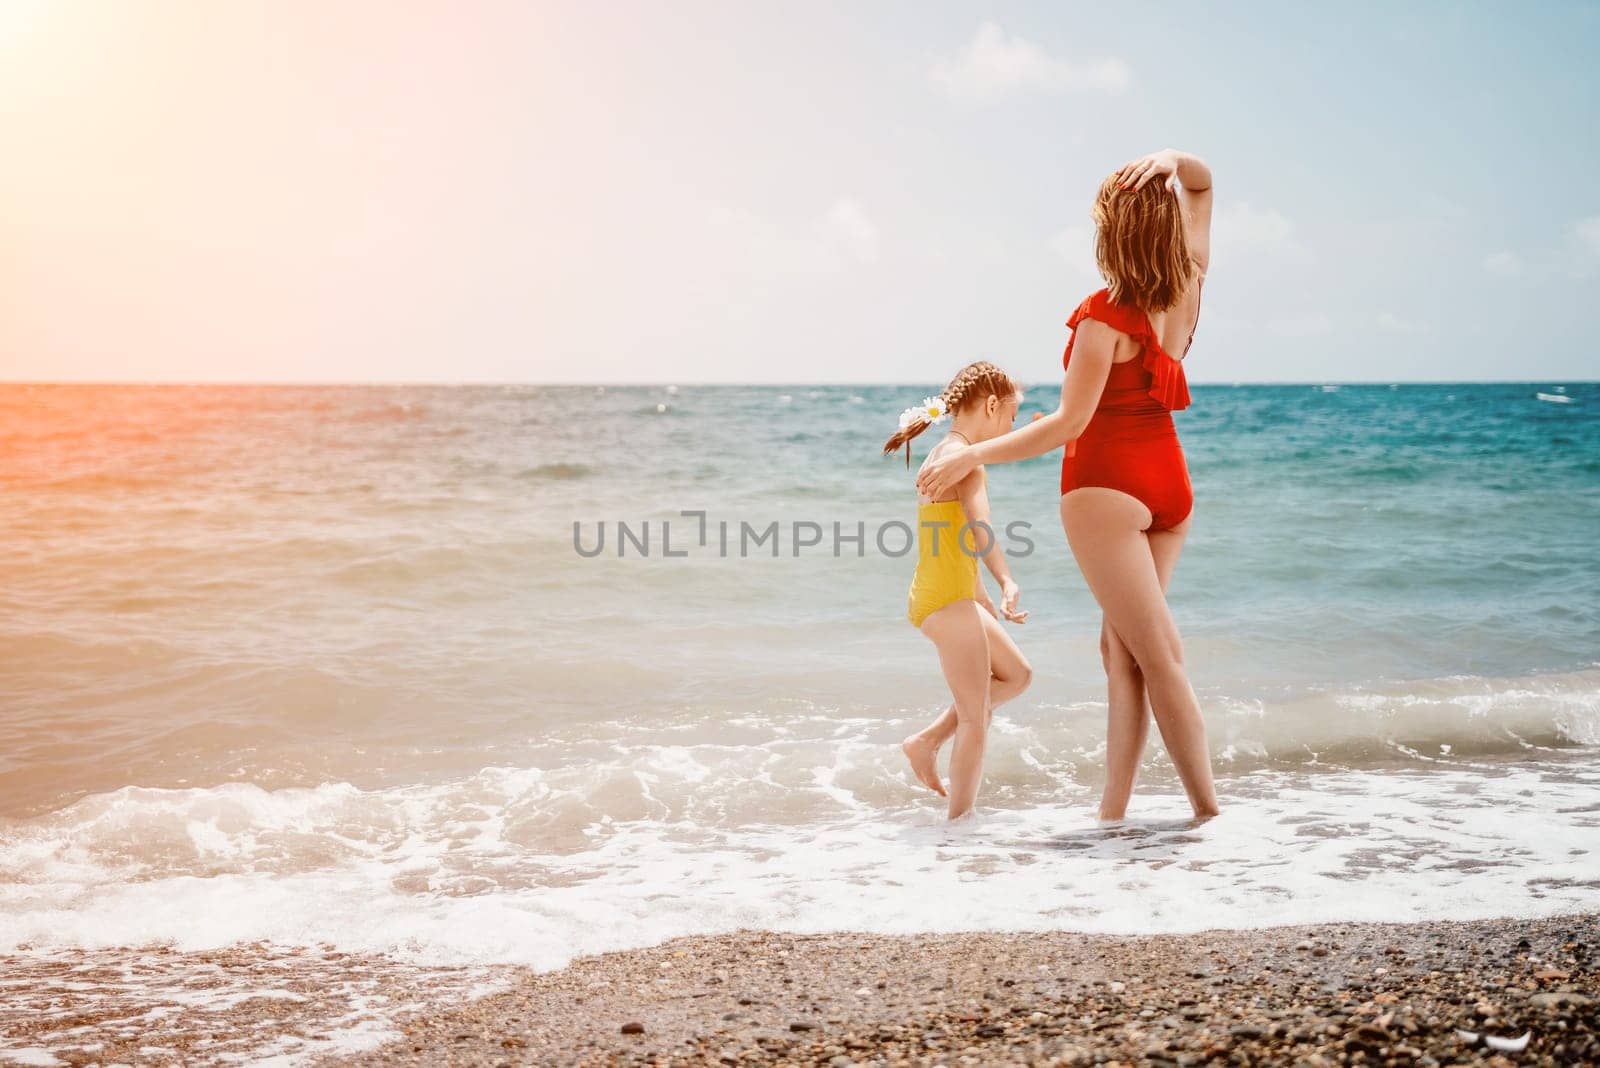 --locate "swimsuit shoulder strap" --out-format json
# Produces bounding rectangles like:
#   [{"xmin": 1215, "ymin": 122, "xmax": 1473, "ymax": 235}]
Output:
[
  {"xmin": 1064, "ymin": 287, "xmax": 1154, "ymax": 376},
  {"xmin": 1066, "ymin": 287, "xmax": 1149, "ymax": 339},
  {"xmin": 1181, "ymin": 273, "xmax": 1205, "ymax": 359}
]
